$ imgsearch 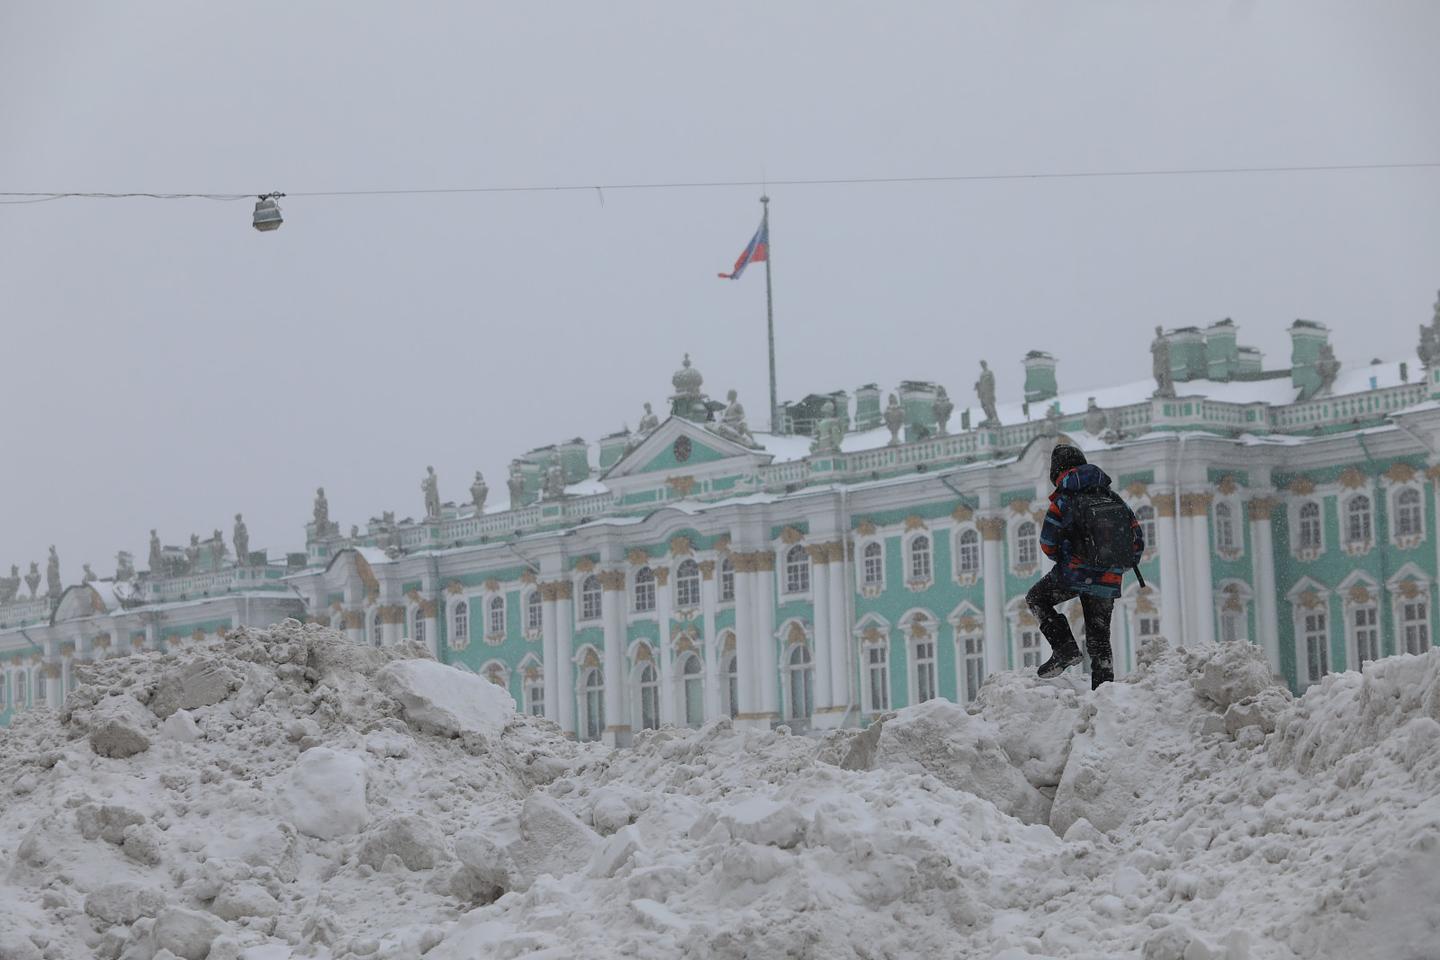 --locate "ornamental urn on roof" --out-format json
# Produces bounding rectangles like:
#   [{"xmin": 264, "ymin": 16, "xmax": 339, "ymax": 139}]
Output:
[{"xmin": 672, "ymin": 353, "xmax": 704, "ymax": 397}]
